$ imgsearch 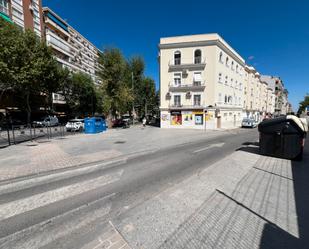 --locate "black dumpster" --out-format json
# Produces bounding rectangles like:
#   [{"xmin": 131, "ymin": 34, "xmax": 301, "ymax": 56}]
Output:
[{"xmin": 258, "ymin": 115, "xmax": 307, "ymax": 160}]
